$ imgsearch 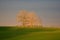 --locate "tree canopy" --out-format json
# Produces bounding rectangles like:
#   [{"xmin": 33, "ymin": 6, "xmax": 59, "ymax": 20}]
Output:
[{"xmin": 16, "ymin": 10, "xmax": 42, "ymax": 27}]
